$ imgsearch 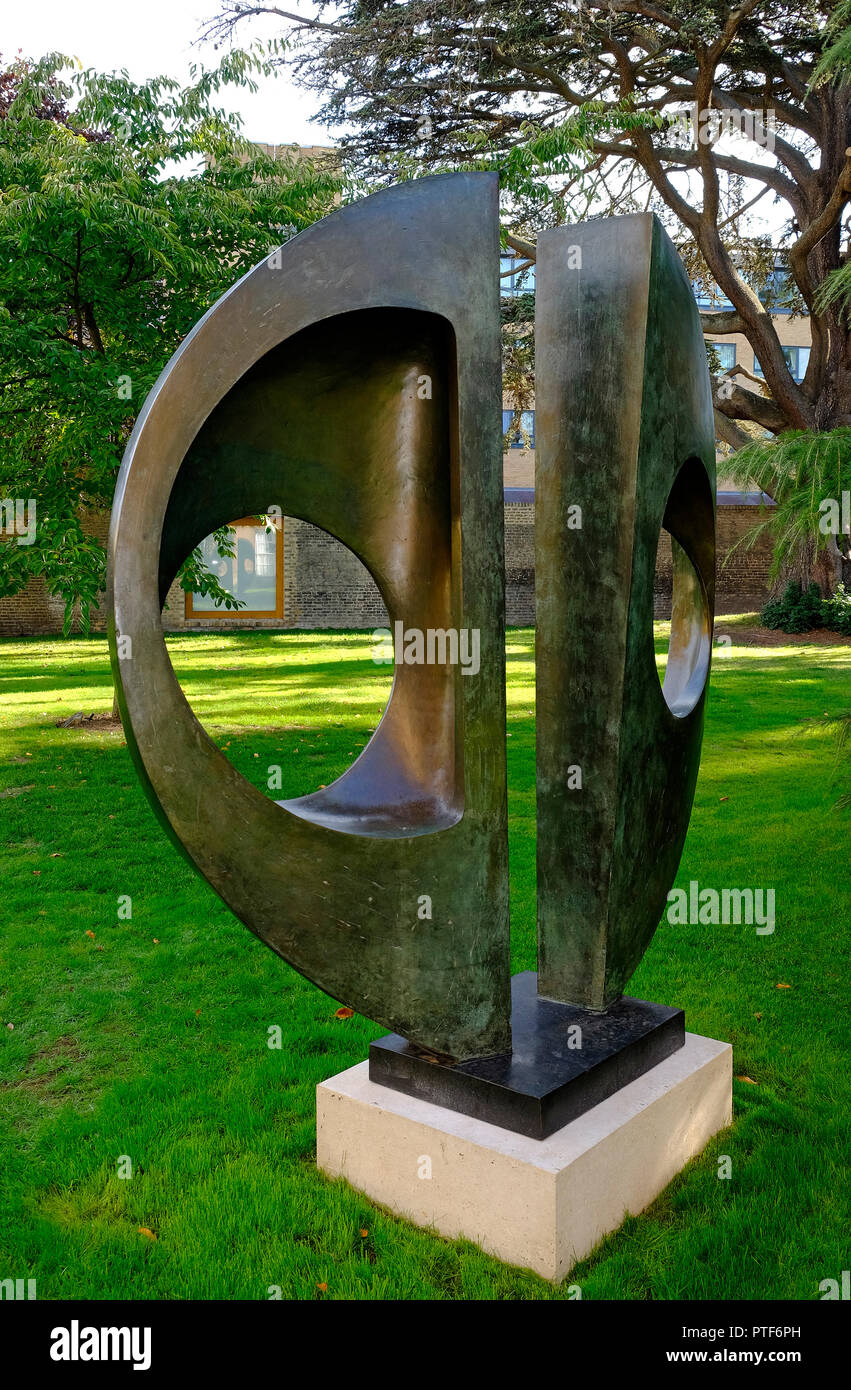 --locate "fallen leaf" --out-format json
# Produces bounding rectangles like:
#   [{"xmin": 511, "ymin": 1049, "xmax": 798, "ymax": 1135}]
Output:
[
  {"xmin": 138, "ymin": 1227, "xmax": 157, "ymax": 1241},
  {"xmin": 152, "ymin": 938, "xmax": 159, "ymax": 944},
  {"xmin": 719, "ymin": 796, "xmax": 729, "ymax": 802},
  {"xmin": 754, "ymin": 1012, "xmax": 763, "ymax": 1020},
  {"xmin": 194, "ymin": 1008, "xmax": 201, "ymax": 1016},
  {"xmin": 335, "ymin": 1006, "xmax": 354, "ymax": 1019},
  {"xmin": 359, "ymin": 1229, "xmax": 368, "ymax": 1238},
  {"xmin": 315, "ymin": 1282, "xmax": 327, "ymax": 1293},
  {"xmin": 736, "ymin": 1075, "xmax": 758, "ymax": 1084},
  {"xmin": 49, "ymin": 852, "xmax": 63, "ymax": 858},
  {"xmin": 85, "ymin": 930, "xmax": 95, "ymax": 939},
  {"xmin": 776, "ymin": 982, "xmax": 791, "ymax": 989}
]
